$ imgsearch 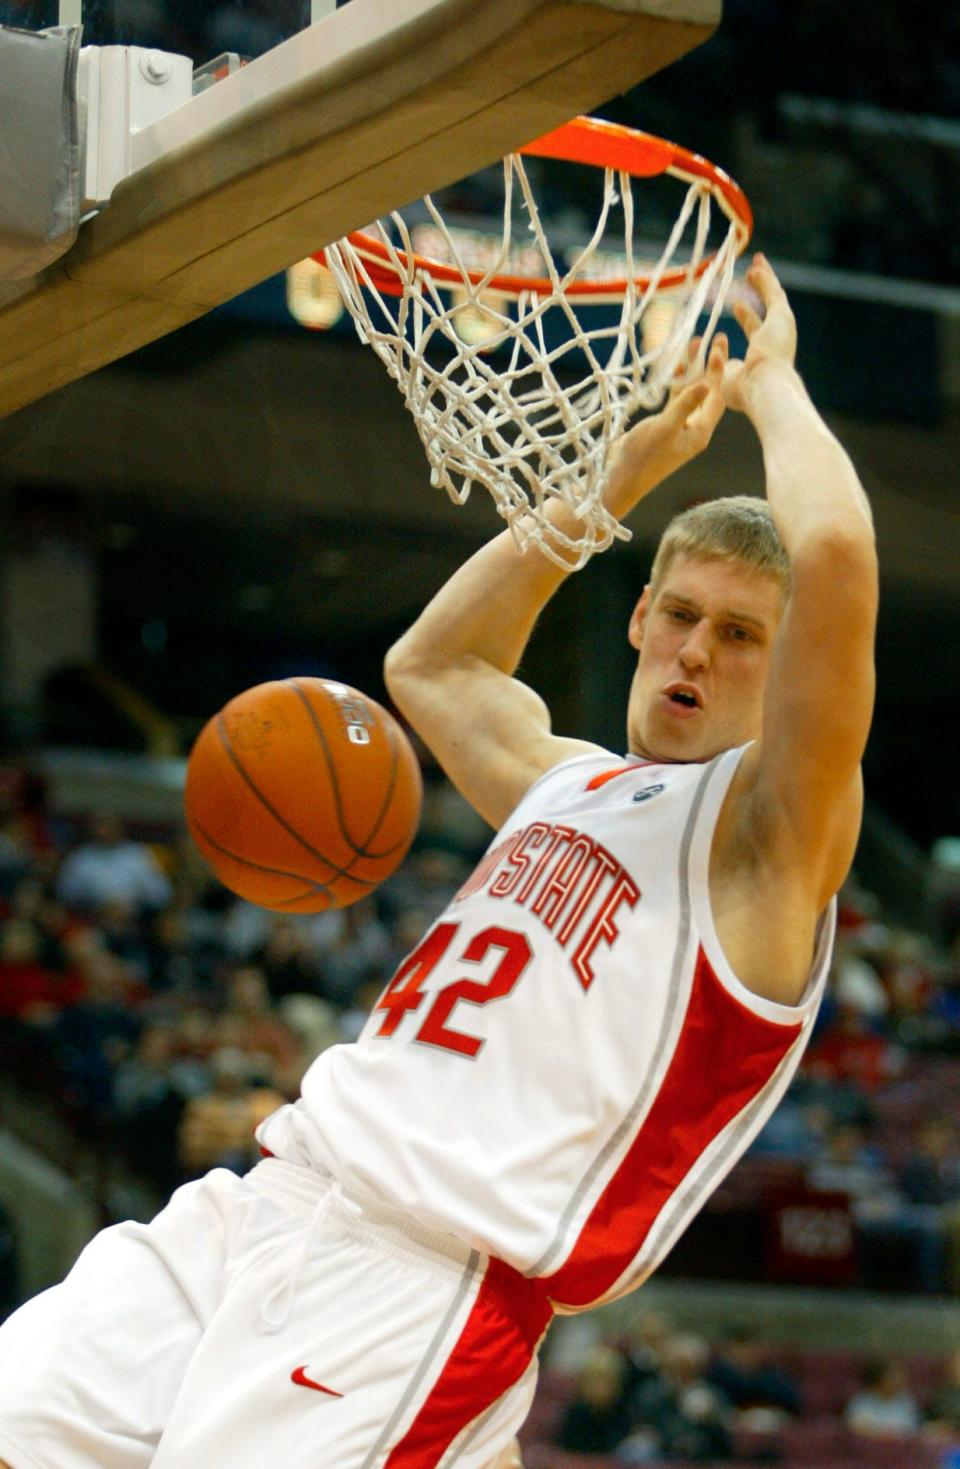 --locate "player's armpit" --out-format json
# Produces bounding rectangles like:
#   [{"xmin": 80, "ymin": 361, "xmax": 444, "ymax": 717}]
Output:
[
  {"xmin": 385, "ymin": 653, "xmax": 600, "ymax": 830},
  {"xmin": 745, "ymin": 529, "xmax": 878, "ymax": 905}
]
